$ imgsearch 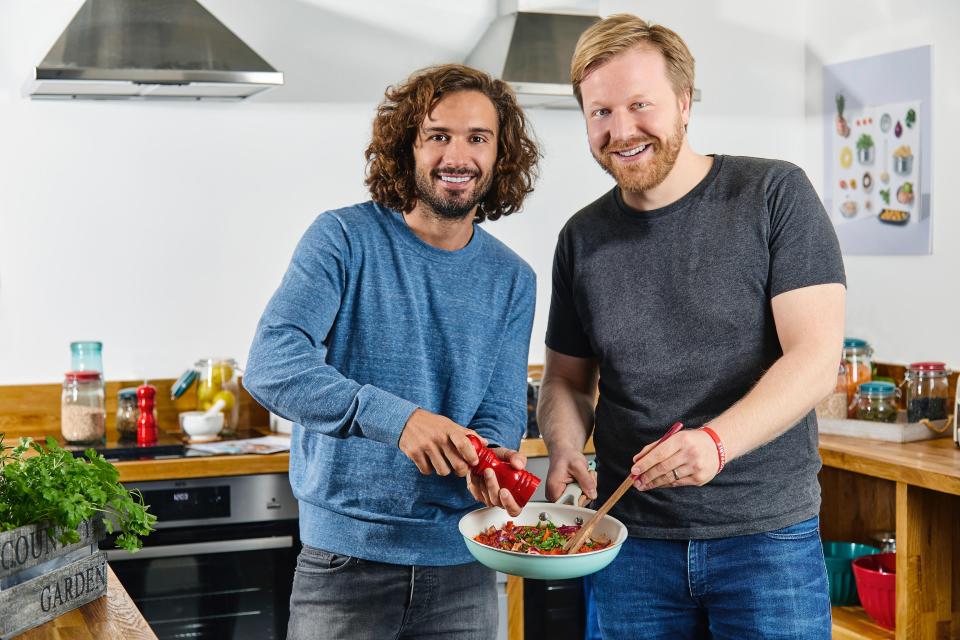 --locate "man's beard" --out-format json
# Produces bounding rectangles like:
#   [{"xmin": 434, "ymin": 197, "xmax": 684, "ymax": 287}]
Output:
[
  {"xmin": 593, "ymin": 115, "xmax": 685, "ymax": 193},
  {"xmin": 414, "ymin": 167, "xmax": 494, "ymax": 220}
]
